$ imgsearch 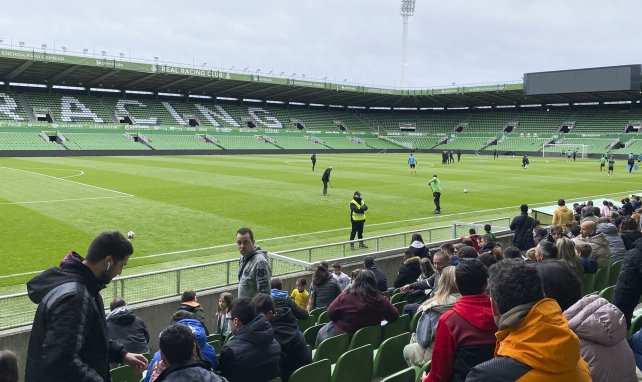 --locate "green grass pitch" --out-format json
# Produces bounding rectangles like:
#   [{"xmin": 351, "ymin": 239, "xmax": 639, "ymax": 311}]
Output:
[{"xmin": 0, "ymin": 153, "xmax": 639, "ymax": 291}]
